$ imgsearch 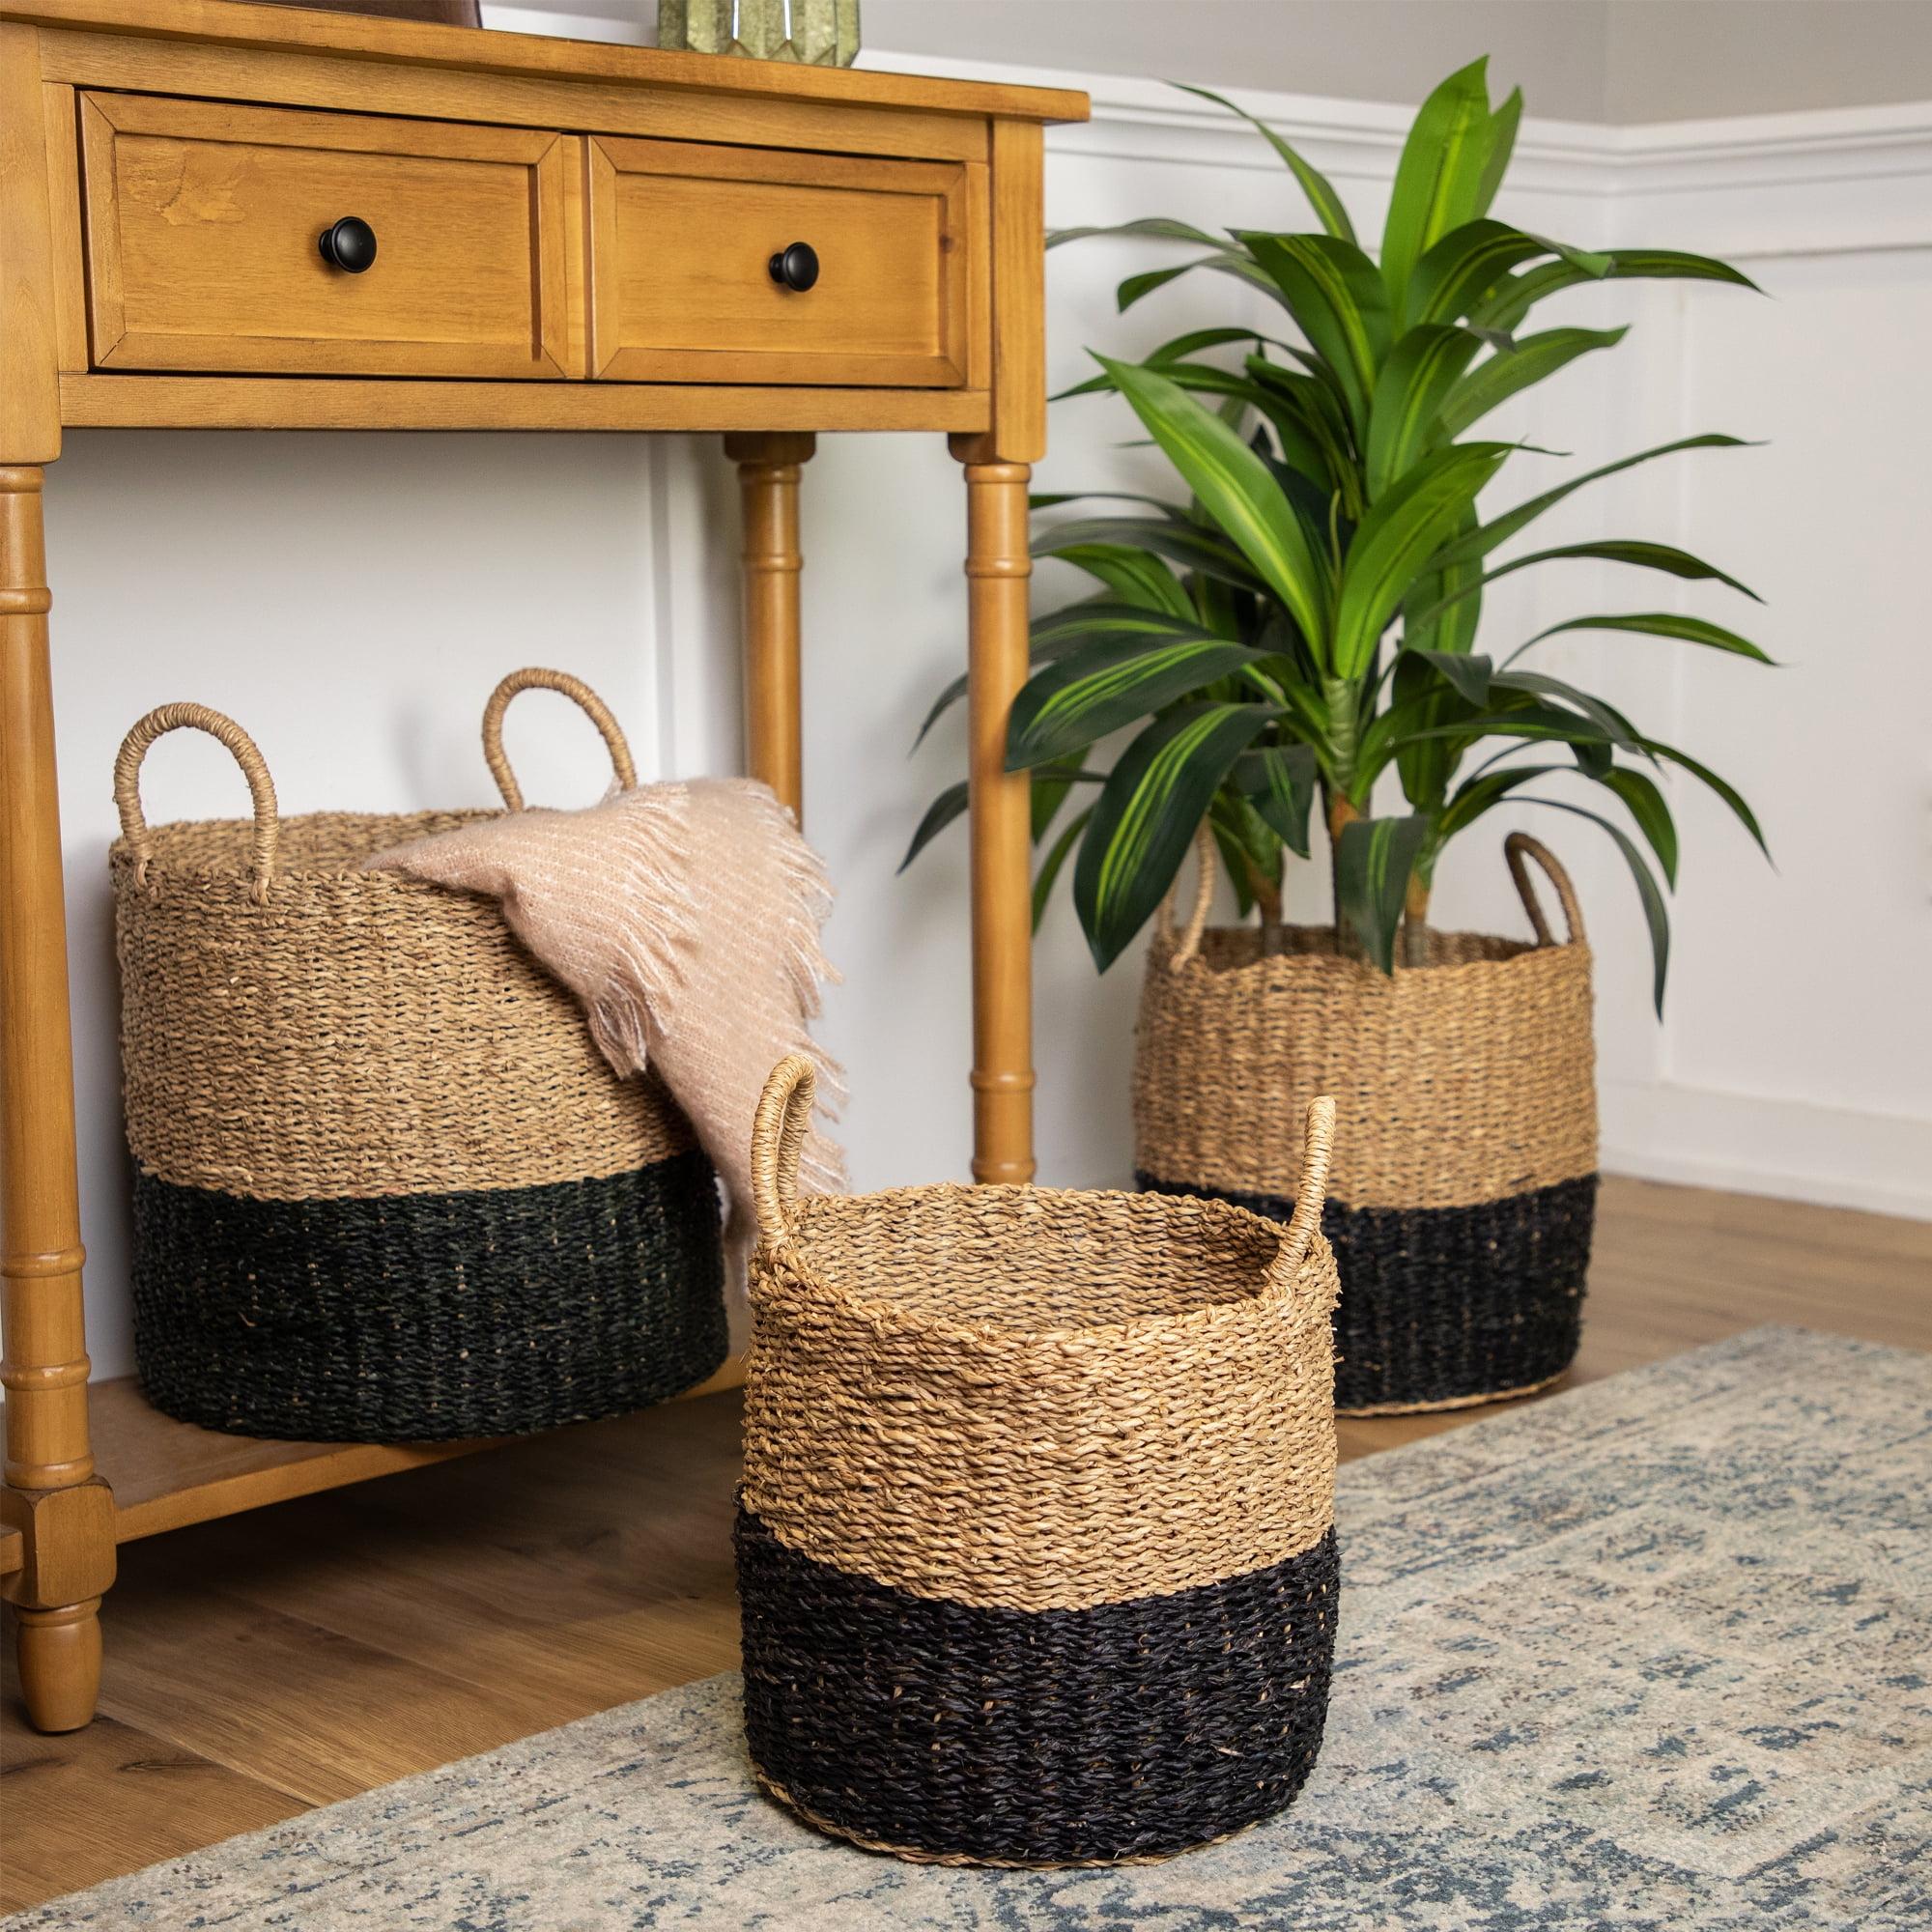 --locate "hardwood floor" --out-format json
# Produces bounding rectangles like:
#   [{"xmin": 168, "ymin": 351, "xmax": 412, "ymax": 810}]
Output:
[{"xmin": 4, "ymin": 1175, "xmax": 1928, "ymax": 1914}]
